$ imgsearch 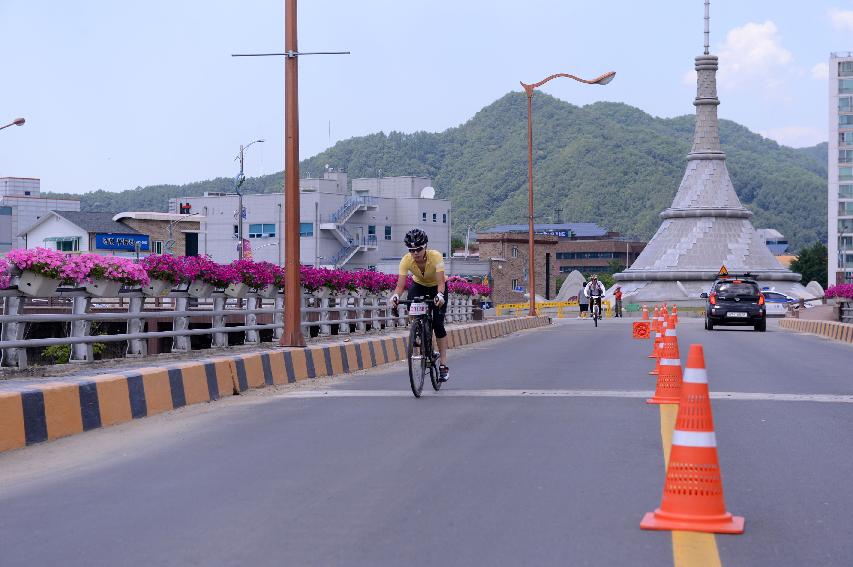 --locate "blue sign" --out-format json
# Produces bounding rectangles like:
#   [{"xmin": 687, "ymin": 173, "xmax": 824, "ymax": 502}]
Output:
[
  {"xmin": 536, "ymin": 230, "xmax": 570, "ymax": 238},
  {"xmin": 95, "ymin": 233, "xmax": 150, "ymax": 251}
]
